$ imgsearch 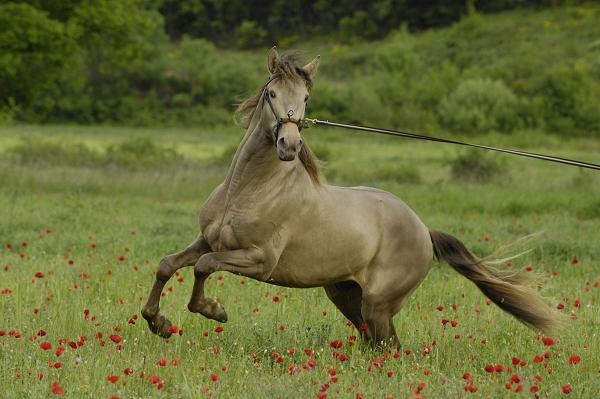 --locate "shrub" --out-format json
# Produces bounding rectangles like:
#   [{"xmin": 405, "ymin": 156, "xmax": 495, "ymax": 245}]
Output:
[
  {"xmin": 535, "ymin": 66, "xmax": 600, "ymax": 136},
  {"xmin": 449, "ymin": 150, "xmax": 506, "ymax": 183},
  {"xmin": 103, "ymin": 137, "xmax": 182, "ymax": 169},
  {"xmin": 8, "ymin": 139, "xmax": 100, "ymax": 167},
  {"xmin": 438, "ymin": 78, "xmax": 521, "ymax": 134}
]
